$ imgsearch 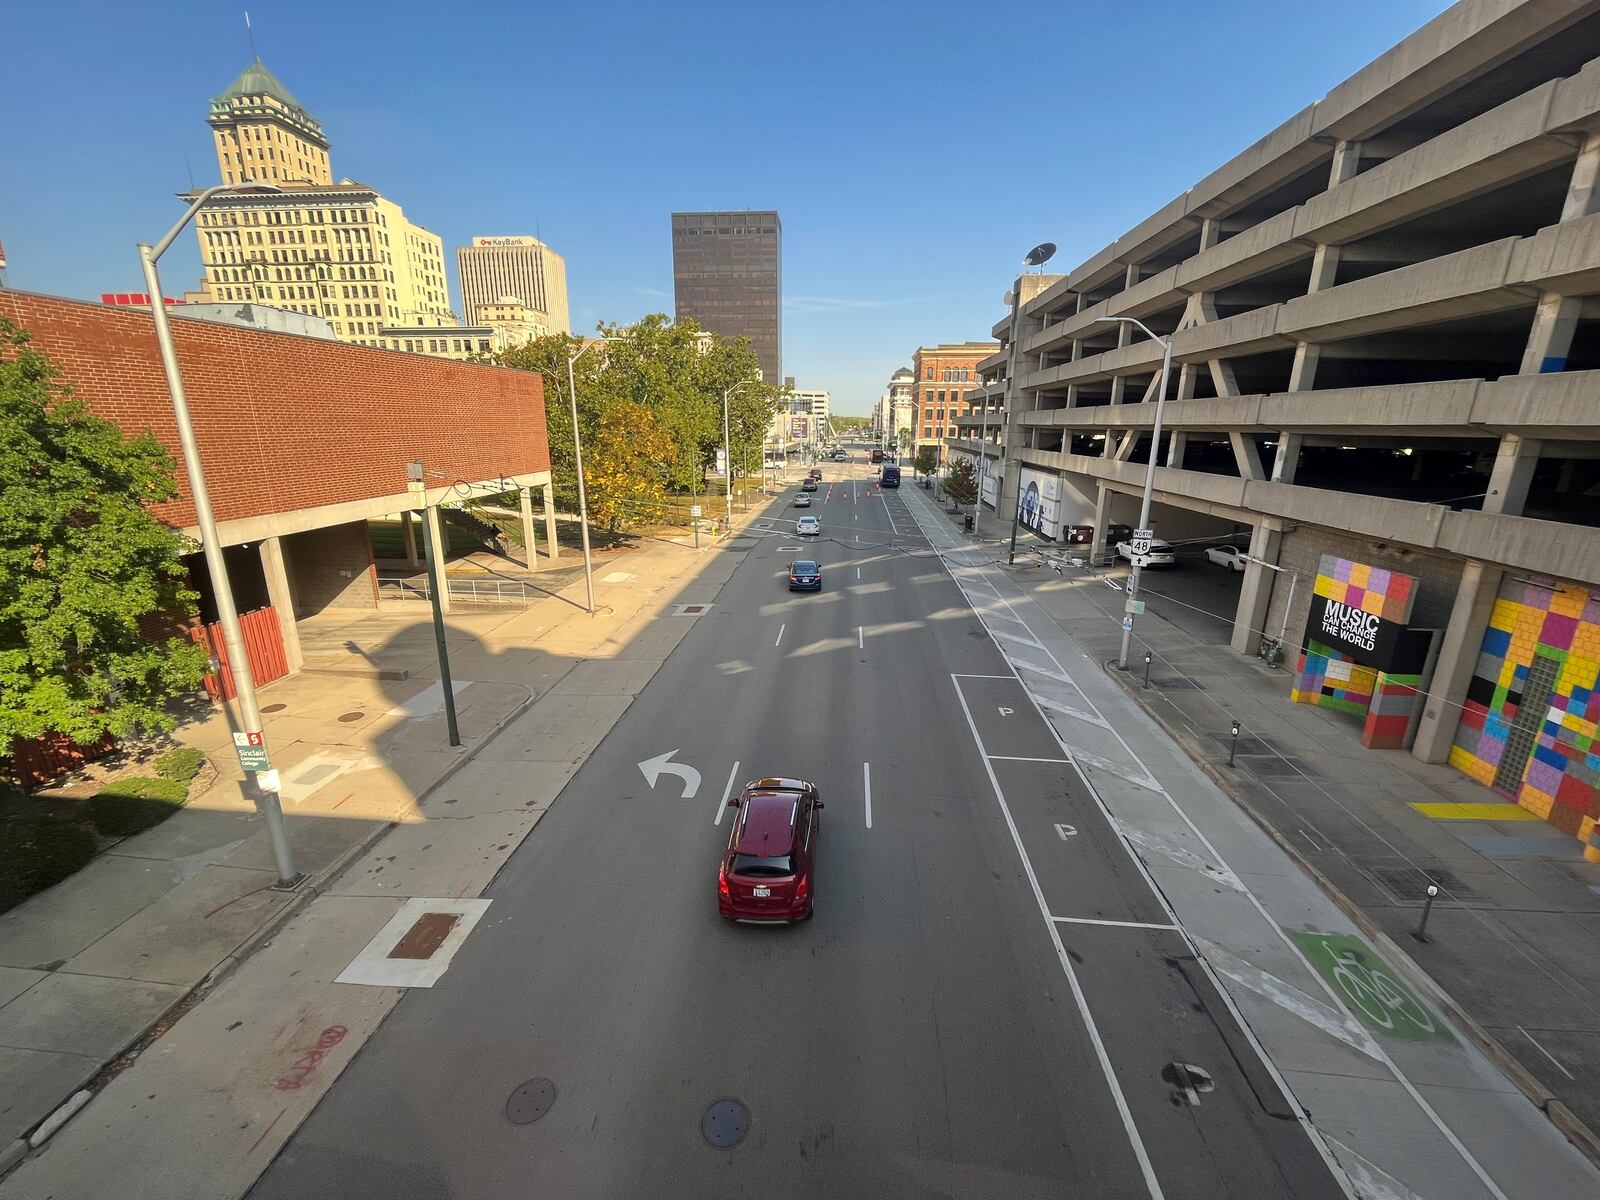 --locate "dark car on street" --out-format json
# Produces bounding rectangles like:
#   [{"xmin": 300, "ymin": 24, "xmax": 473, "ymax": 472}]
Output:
[
  {"xmin": 788, "ymin": 559, "xmax": 821, "ymax": 591},
  {"xmin": 801, "ymin": 479, "xmax": 818, "ymax": 492},
  {"xmin": 719, "ymin": 778, "xmax": 822, "ymax": 923}
]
